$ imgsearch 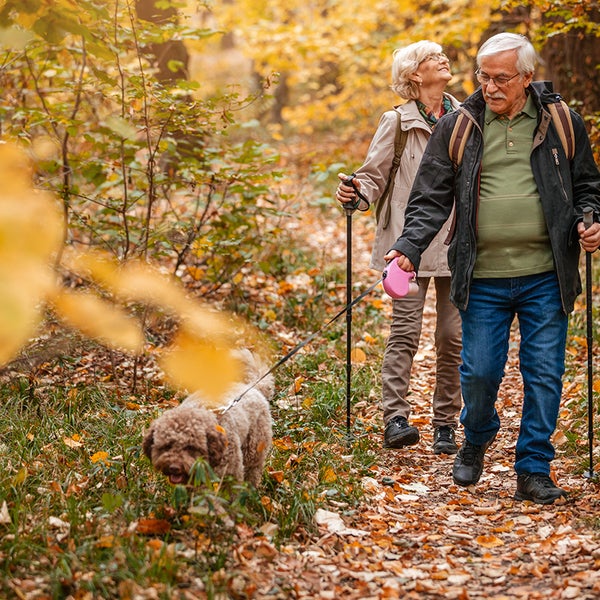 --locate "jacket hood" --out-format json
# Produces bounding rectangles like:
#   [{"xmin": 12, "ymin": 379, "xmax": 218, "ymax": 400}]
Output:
[{"xmin": 529, "ymin": 80, "xmax": 564, "ymax": 106}]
